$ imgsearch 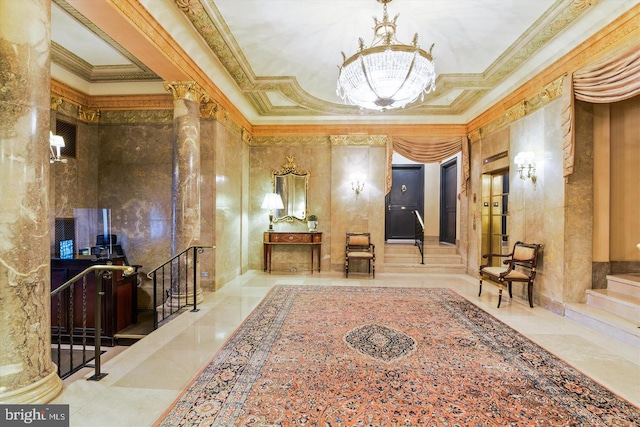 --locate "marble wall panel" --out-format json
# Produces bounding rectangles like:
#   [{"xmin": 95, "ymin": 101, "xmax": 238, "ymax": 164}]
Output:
[
  {"xmin": 97, "ymin": 122, "xmax": 173, "ymax": 309},
  {"xmin": 199, "ymin": 119, "xmax": 216, "ymax": 291},
  {"xmin": 213, "ymin": 121, "xmax": 245, "ymax": 288},
  {"xmin": 330, "ymin": 144, "xmax": 386, "ymax": 273}
]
